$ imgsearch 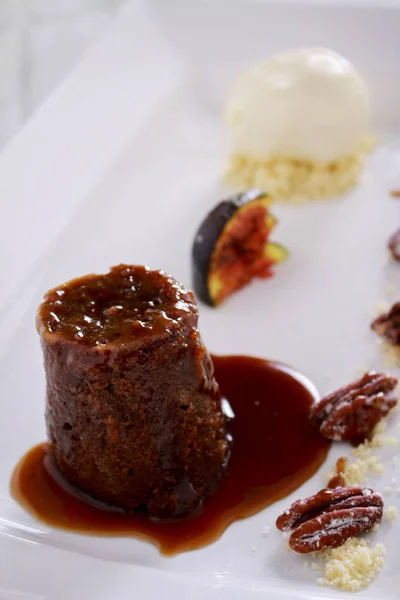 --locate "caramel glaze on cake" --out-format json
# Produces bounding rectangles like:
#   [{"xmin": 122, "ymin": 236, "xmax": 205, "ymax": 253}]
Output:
[{"xmin": 36, "ymin": 265, "xmax": 230, "ymax": 520}]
